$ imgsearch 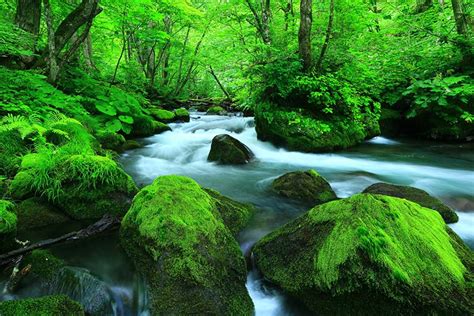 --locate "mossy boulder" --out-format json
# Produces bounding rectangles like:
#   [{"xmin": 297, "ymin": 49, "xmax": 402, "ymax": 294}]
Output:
[
  {"xmin": 252, "ymin": 194, "xmax": 473, "ymax": 315},
  {"xmin": 207, "ymin": 106, "xmax": 226, "ymax": 115},
  {"xmin": 120, "ymin": 175, "xmax": 253, "ymax": 315},
  {"xmin": 208, "ymin": 134, "xmax": 254, "ymax": 164},
  {"xmin": 254, "ymin": 102, "xmax": 380, "ymax": 152},
  {"xmin": 174, "ymin": 108, "xmax": 190, "ymax": 122},
  {"xmin": 95, "ymin": 132, "xmax": 126, "ymax": 152},
  {"xmin": 363, "ymin": 182, "xmax": 459, "ymax": 223},
  {"xmin": 0, "ymin": 295, "xmax": 84, "ymax": 316},
  {"xmin": 122, "ymin": 140, "xmax": 143, "ymax": 151},
  {"xmin": 15, "ymin": 198, "xmax": 71, "ymax": 231},
  {"xmin": 10, "ymin": 154, "xmax": 138, "ymax": 220},
  {"xmin": 204, "ymin": 188, "xmax": 255, "ymax": 235},
  {"xmin": 272, "ymin": 170, "xmax": 337, "ymax": 205},
  {"xmin": 0, "ymin": 129, "xmax": 29, "ymax": 178},
  {"xmin": 131, "ymin": 115, "xmax": 170, "ymax": 137},
  {"xmin": 0, "ymin": 200, "xmax": 17, "ymax": 253},
  {"xmin": 22, "ymin": 250, "xmax": 66, "ymax": 281},
  {"xmin": 149, "ymin": 108, "xmax": 176, "ymax": 123}
]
